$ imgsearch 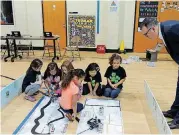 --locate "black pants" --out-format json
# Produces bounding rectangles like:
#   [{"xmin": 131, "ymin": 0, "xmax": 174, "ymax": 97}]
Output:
[
  {"xmin": 168, "ymin": 69, "xmax": 179, "ymax": 123},
  {"xmin": 60, "ymin": 102, "xmax": 83, "ymax": 114},
  {"xmin": 82, "ymin": 83, "xmax": 103, "ymax": 96}
]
